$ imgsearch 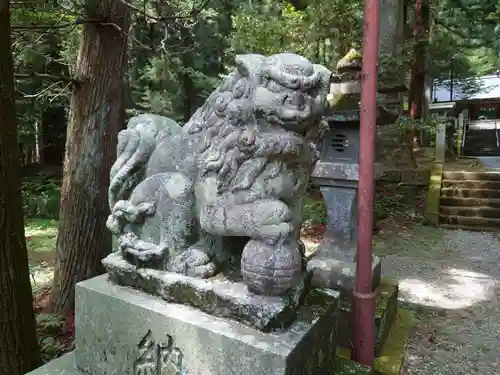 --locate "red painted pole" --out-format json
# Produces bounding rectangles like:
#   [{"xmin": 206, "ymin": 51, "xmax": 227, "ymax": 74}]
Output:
[{"xmin": 353, "ymin": 0, "xmax": 380, "ymax": 368}]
